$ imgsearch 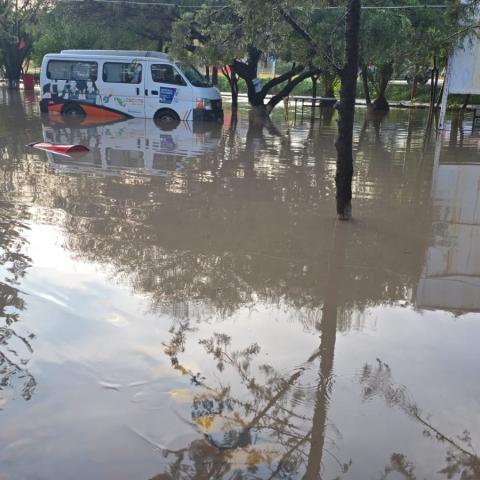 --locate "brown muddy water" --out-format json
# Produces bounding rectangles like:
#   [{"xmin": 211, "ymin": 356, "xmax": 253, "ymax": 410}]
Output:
[{"xmin": 1, "ymin": 89, "xmax": 480, "ymax": 480}]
